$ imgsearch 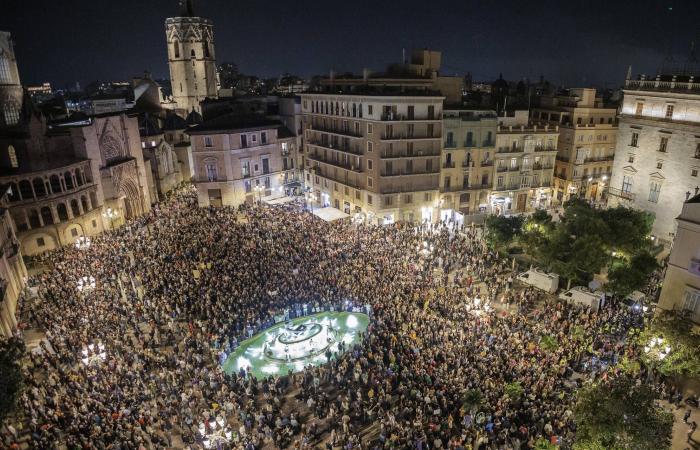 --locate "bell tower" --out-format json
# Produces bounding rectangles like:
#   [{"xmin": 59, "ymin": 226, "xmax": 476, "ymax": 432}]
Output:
[
  {"xmin": 165, "ymin": 0, "xmax": 218, "ymax": 115},
  {"xmin": 0, "ymin": 31, "xmax": 23, "ymax": 128}
]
